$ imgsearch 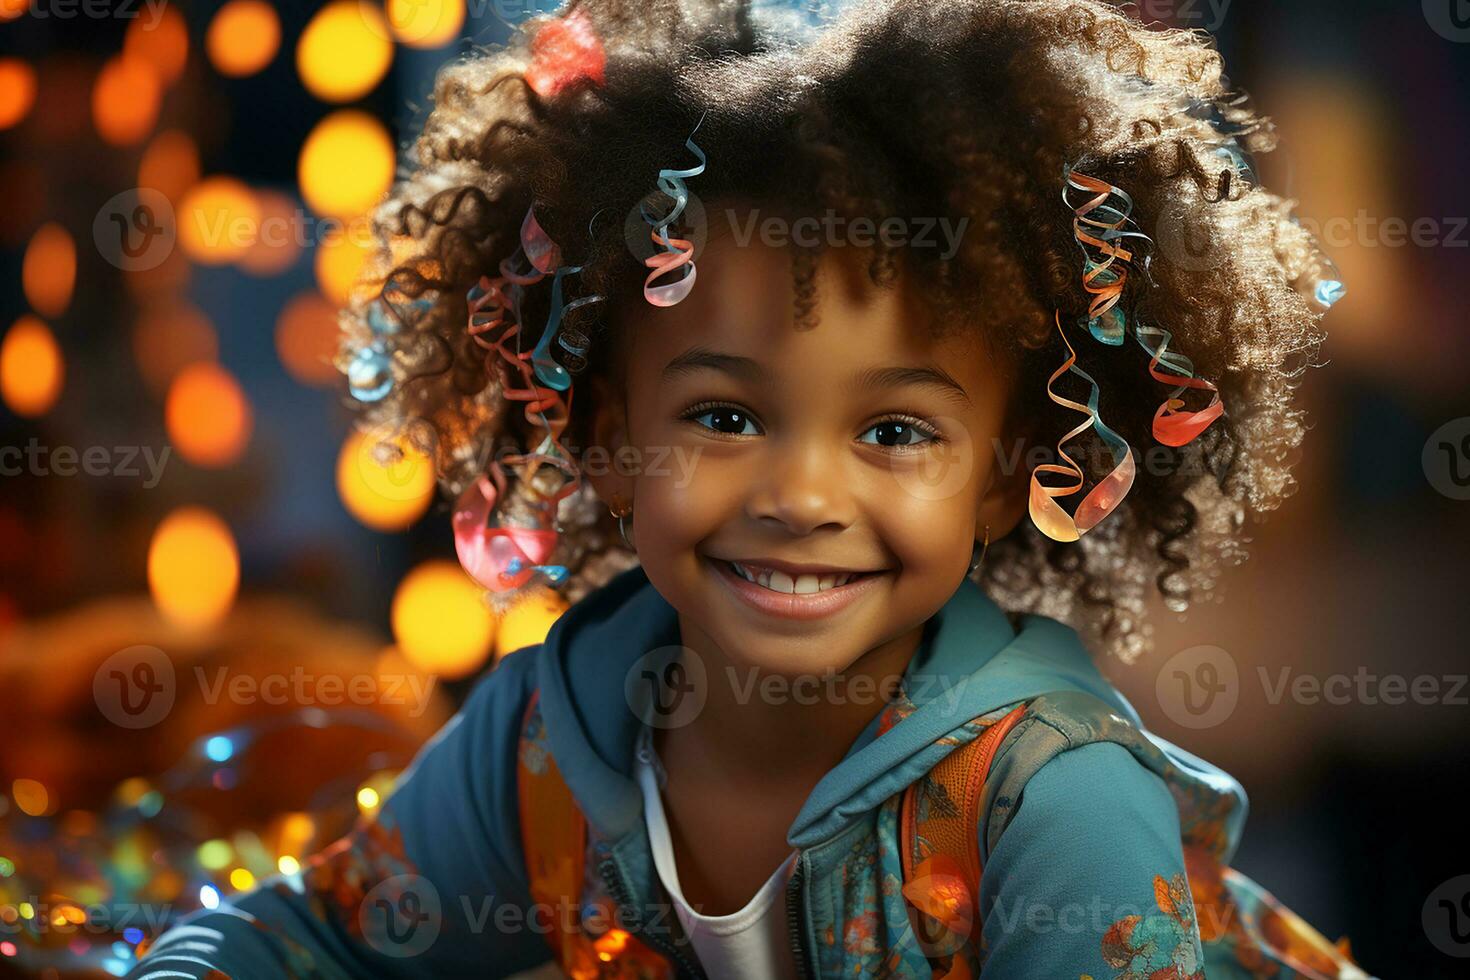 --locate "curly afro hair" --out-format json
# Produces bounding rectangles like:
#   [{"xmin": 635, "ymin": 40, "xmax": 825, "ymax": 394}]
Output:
[{"xmin": 337, "ymin": 0, "xmax": 1334, "ymax": 662}]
